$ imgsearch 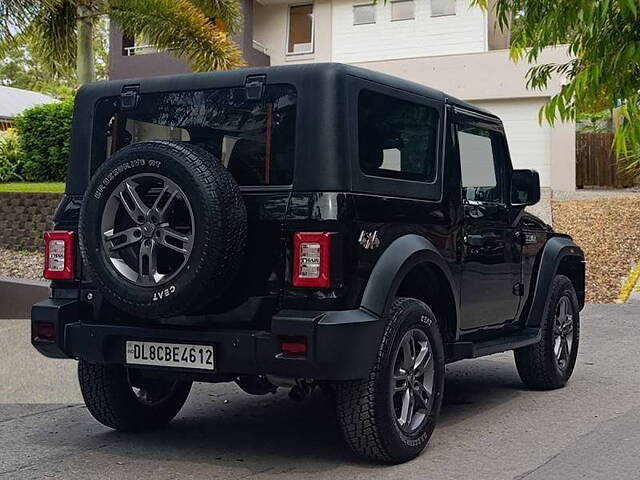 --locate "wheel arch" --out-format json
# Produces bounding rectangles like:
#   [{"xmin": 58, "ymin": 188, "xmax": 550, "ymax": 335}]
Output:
[
  {"xmin": 524, "ymin": 236, "xmax": 585, "ymax": 328},
  {"xmin": 360, "ymin": 234, "xmax": 460, "ymax": 342}
]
